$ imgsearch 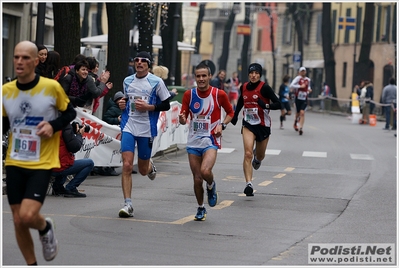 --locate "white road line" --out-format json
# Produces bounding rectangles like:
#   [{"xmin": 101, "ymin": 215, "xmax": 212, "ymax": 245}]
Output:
[
  {"xmin": 350, "ymin": 154, "xmax": 374, "ymax": 160},
  {"xmin": 266, "ymin": 149, "xmax": 281, "ymax": 155},
  {"xmin": 302, "ymin": 151, "xmax": 327, "ymax": 157},
  {"xmin": 218, "ymin": 148, "xmax": 235, "ymax": 153}
]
